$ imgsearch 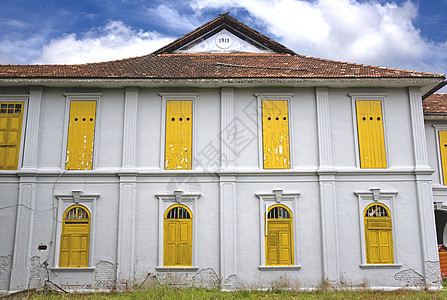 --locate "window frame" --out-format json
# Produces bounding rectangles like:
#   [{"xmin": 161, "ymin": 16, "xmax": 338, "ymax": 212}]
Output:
[
  {"xmin": 62, "ymin": 93, "xmax": 101, "ymax": 171},
  {"xmin": 256, "ymin": 189, "xmax": 301, "ymax": 270},
  {"xmin": 156, "ymin": 191, "xmax": 200, "ymax": 272},
  {"xmin": 354, "ymin": 189, "xmax": 401, "ymax": 268},
  {"xmin": 255, "ymin": 93, "xmax": 294, "ymax": 170},
  {"xmin": 349, "ymin": 93, "xmax": 389, "ymax": 169},
  {"xmin": 433, "ymin": 125, "xmax": 447, "ymax": 186},
  {"xmin": 0, "ymin": 95, "xmax": 29, "ymax": 172},
  {"xmin": 159, "ymin": 93, "xmax": 198, "ymax": 171},
  {"xmin": 53, "ymin": 191, "xmax": 99, "ymax": 270}
]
